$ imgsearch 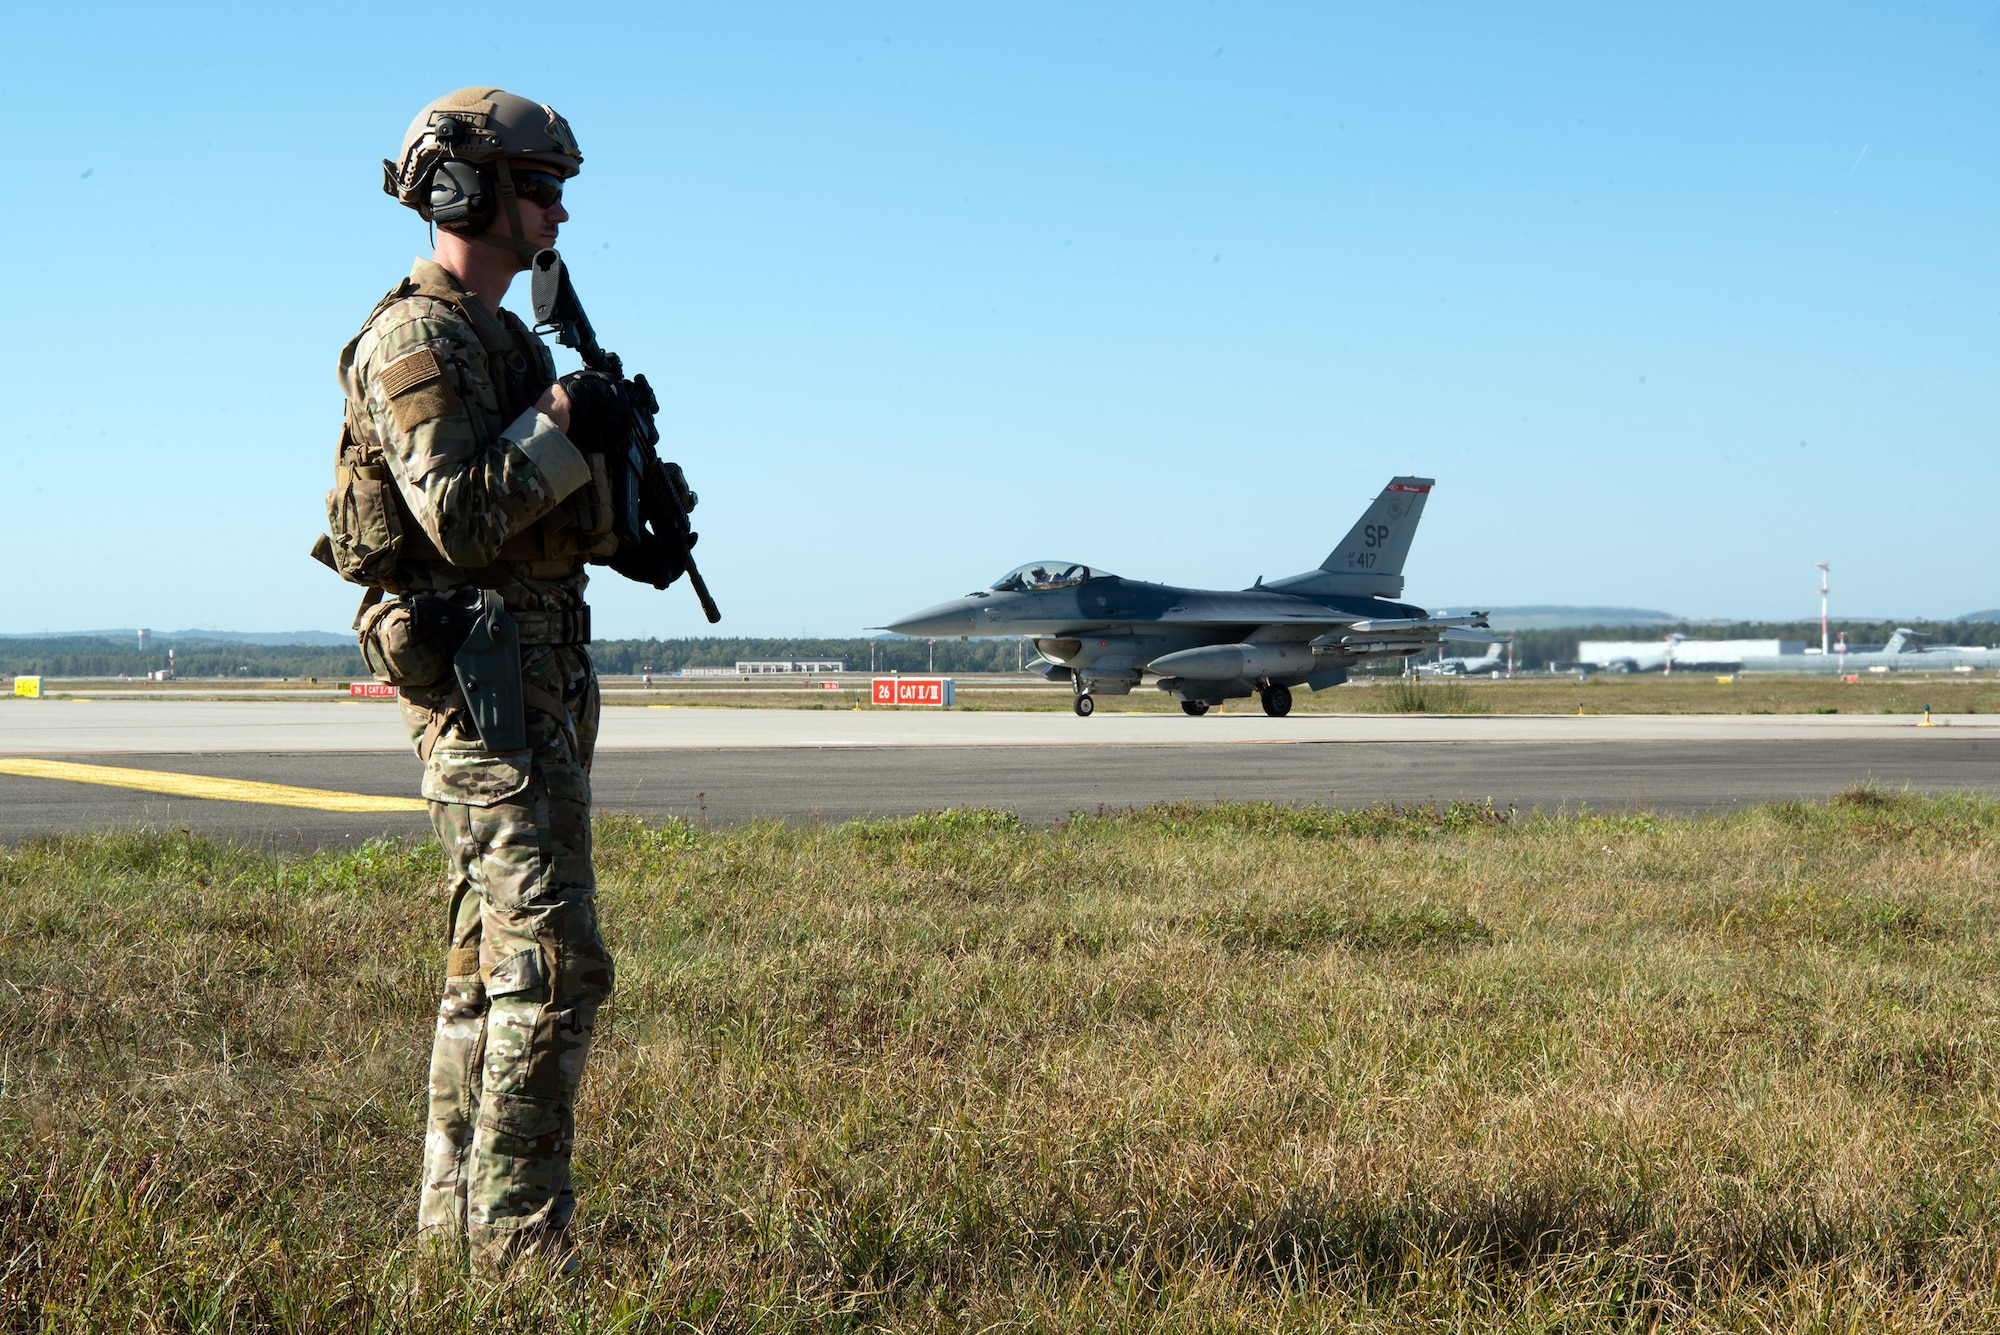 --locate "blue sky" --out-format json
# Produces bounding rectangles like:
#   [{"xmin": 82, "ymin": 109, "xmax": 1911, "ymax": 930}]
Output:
[{"xmin": 6, "ymin": 3, "xmax": 1996, "ymax": 637}]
